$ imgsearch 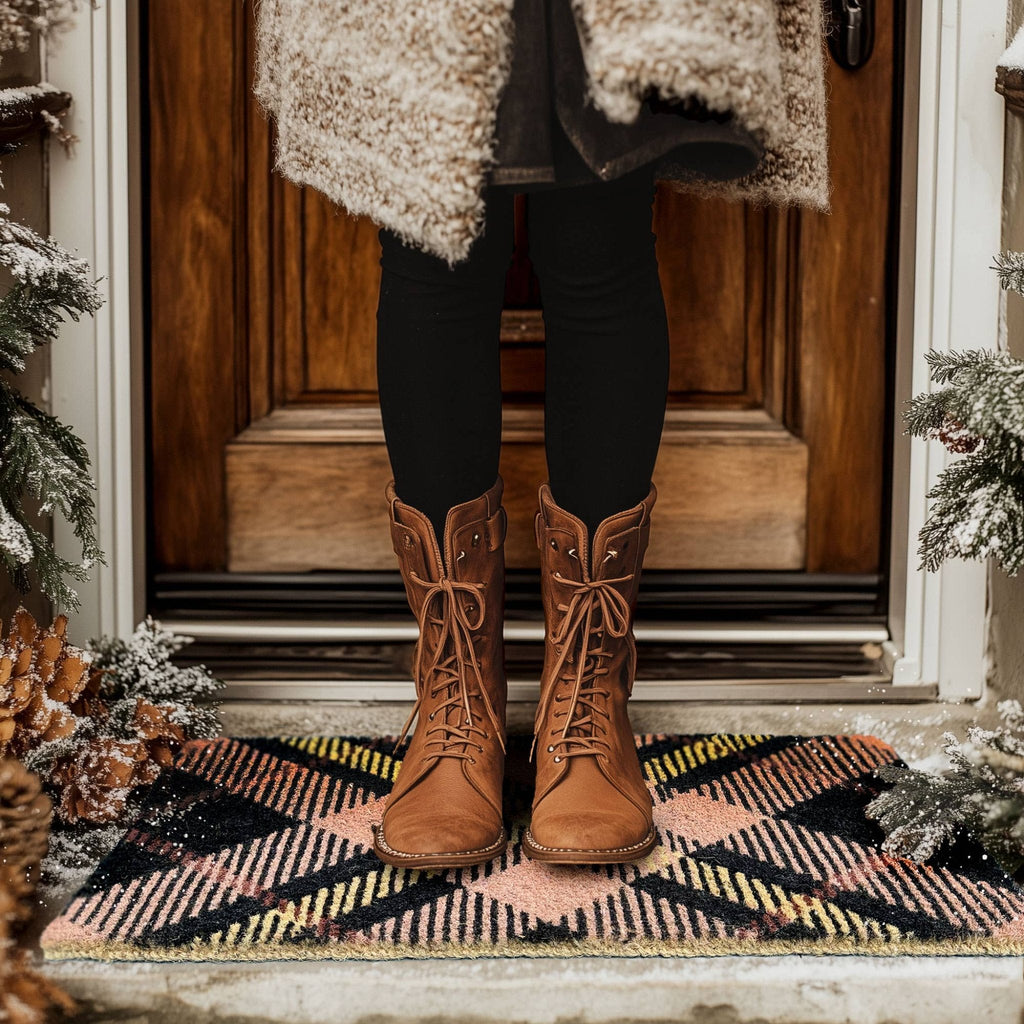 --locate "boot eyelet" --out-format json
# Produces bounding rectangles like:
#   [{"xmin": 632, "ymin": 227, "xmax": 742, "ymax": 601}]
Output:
[
  {"xmin": 457, "ymin": 549, "xmax": 466, "ymax": 561},
  {"xmin": 428, "ymin": 712, "xmax": 434, "ymax": 720},
  {"xmin": 469, "ymin": 757, "xmax": 476, "ymax": 764},
  {"xmin": 553, "ymin": 755, "xmax": 562, "ymax": 763},
  {"xmin": 471, "ymin": 532, "xmax": 480, "ymax": 547},
  {"xmin": 549, "ymin": 538, "xmax": 558, "ymax": 550},
  {"xmin": 466, "ymin": 603, "xmax": 476, "ymax": 613},
  {"xmin": 547, "ymin": 745, "xmax": 555, "ymax": 753}
]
